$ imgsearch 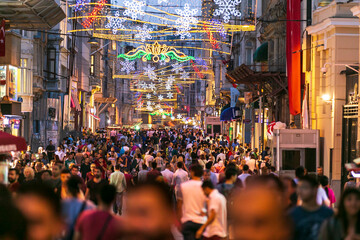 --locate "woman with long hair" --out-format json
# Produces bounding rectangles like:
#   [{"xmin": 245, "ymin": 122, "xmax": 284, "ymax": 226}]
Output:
[{"xmin": 319, "ymin": 188, "xmax": 360, "ymax": 240}]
